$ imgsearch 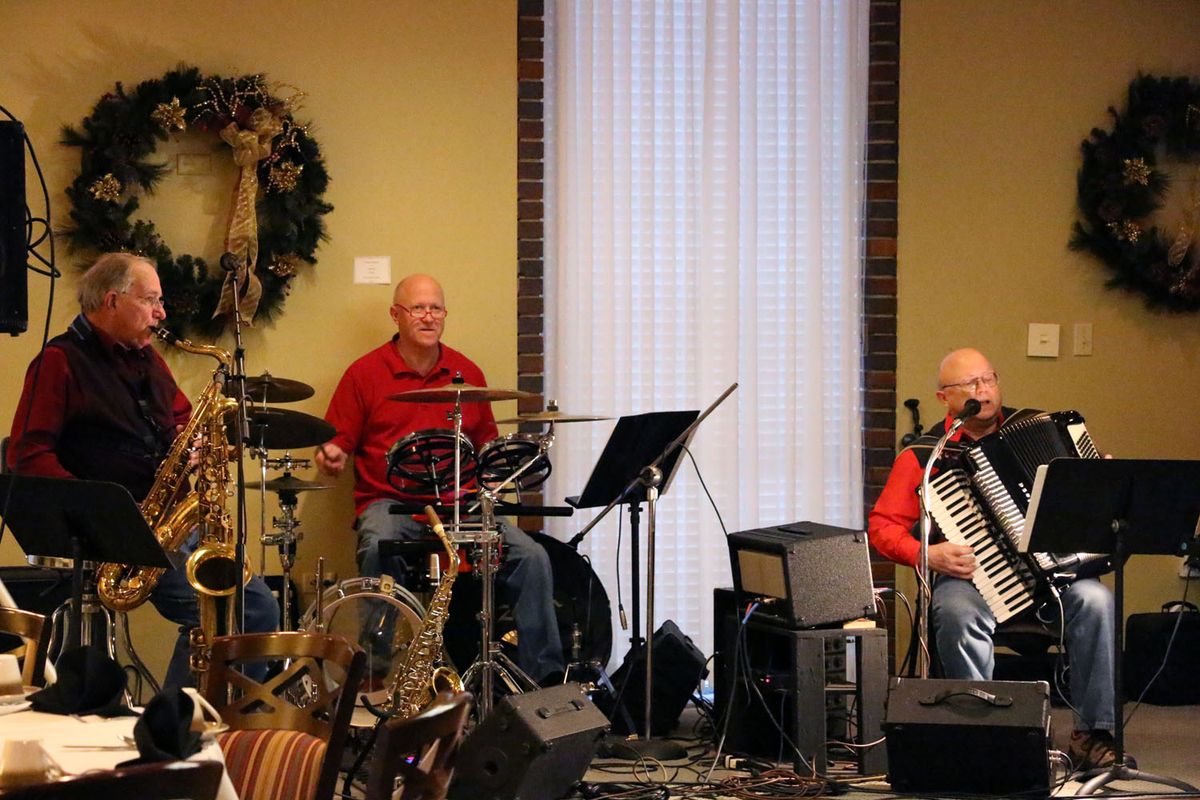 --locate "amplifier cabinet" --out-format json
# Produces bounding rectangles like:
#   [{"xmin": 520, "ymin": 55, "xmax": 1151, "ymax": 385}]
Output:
[{"xmin": 884, "ymin": 678, "xmax": 1051, "ymax": 795}]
